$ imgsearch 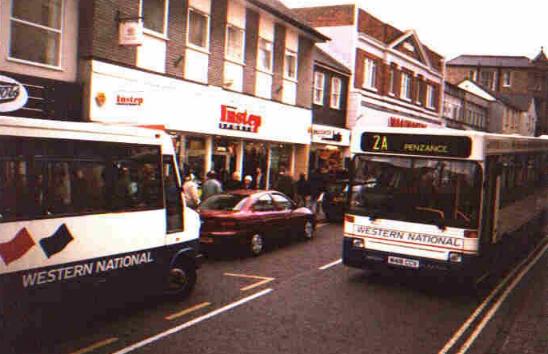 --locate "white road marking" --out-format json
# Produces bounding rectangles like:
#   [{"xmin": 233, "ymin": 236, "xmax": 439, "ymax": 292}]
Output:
[
  {"xmin": 69, "ymin": 337, "xmax": 118, "ymax": 354},
  {"xmin": 112, "ymin": 288, "xmax": 273, "ymax": 354},
  {"xmin": 224, "ymin": 273, "xmax": 275, "ymax": 291},
  {"xmin": 438, "ymin": 237, "xmax": 548, "ymax": 354},
  {"xmin": 456, "ymin": 240, "xmax": 548, "ymax": 354},
  {"xmin": 319, "ymin": 258, "xmax": 342, "ymax": 270},
  {"xmin": 165, "ymin": 302, "xmax": 211, "ymax": 321}
]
